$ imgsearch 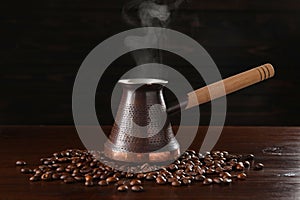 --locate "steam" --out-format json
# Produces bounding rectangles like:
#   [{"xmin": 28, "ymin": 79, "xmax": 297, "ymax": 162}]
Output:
[
  {"xmin": 123, "ymin": 0, "xmax": 186, "ymax": 78},
  {"xmin": 138, "ymin": 1, "xmax": 170, "ymax": 26}
]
